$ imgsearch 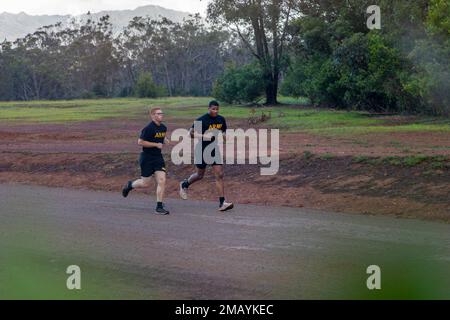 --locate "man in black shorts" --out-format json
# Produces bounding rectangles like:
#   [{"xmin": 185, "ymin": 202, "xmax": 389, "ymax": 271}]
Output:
[
  {"xmin": 122, "ymin": 107, "xmax": 170, "ymax": 215},
  {"xmin": 179, "ymin": 100, "xmax": 234, "ymax": 212}
]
